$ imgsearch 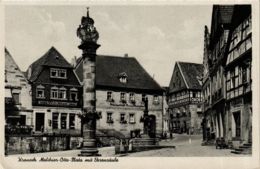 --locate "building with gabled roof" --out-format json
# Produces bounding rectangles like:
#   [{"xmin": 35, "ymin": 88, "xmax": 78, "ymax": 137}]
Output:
[
  {"xmin": 201, "ymin": 5, "xmax": 235, "ymax": 145},
  {"xmin": 5, "ymin": 48, "xmax": 33, "ymax": 131},
  {"xmin": 75, "ymin": 54, "xmax": 165, "ymax": 138},
  {"xmin": 25, "ymin": 47, "xmax": 83, "ymax": 138},
  {"xmin": 168, "ymin": 61, "xmax": 203, "ymax": 134},
  {"xmin": 225, "ymin": 5, "xmax": 252, "ymax": 152},
  {"xmin": 202, "ymin": 5, "xmax": 252, "ymax": 153}
]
